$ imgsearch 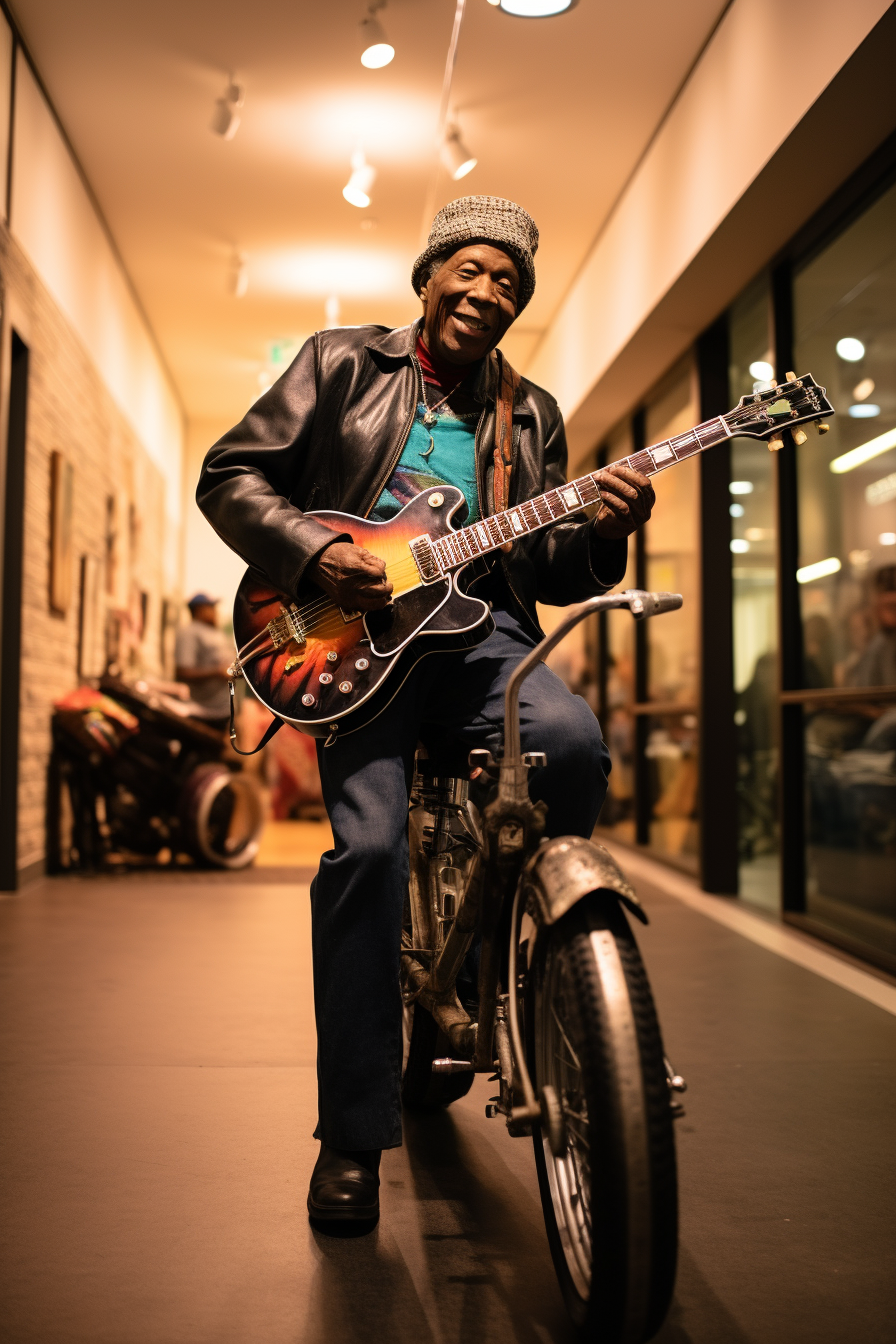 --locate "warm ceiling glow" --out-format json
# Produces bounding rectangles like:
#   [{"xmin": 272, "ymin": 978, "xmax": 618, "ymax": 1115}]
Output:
[
  {"xmin": 829, "ymin": 426, "xmax": 896, "ymax": 474},
  {"xmin": 797, "ymin": 556, "xmax": 841, "ymax": 584},
  {"xmin": 853, "ymin": 377, "xmax": 875, "ymax": 401},
  {"xmin": 251, "ymin": 247, "xmax": 404, "ymax": 297}
]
